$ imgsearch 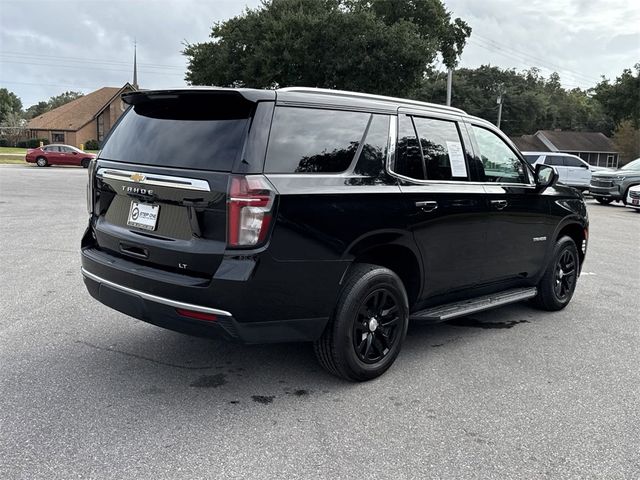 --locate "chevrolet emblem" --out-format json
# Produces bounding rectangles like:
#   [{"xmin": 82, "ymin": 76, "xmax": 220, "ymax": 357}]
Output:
[{"xmin": 130, "ymin": 173, "xmax": 146, "ymax": 183}]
